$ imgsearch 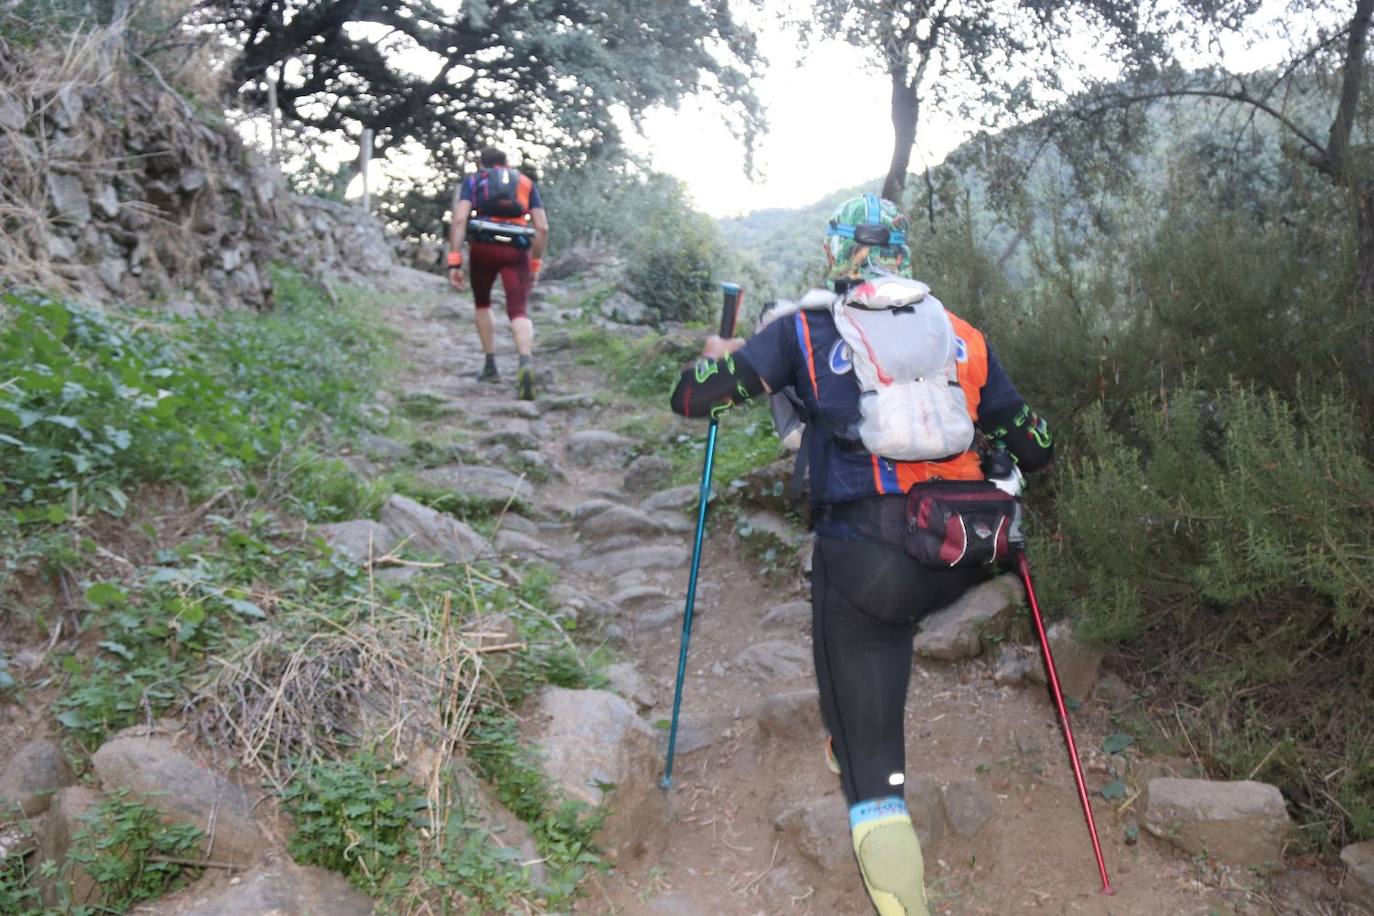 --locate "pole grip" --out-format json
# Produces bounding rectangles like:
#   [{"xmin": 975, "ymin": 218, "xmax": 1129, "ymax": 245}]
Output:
[{"xmin": 719, "ymin": 282, "xmax": 744, "ymax": 339}]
